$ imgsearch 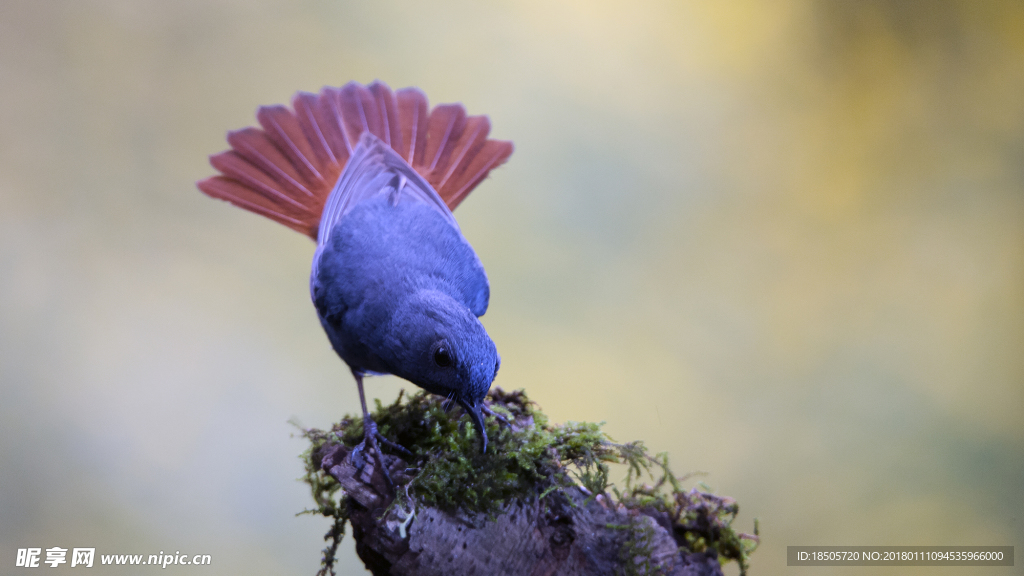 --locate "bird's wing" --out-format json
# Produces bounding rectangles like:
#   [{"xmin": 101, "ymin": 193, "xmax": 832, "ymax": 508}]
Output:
[
  {"xmin": 197, "ymin": 81, "xmax": 513, "ymax": 240},
  {"xmin": 317, "ymin": 132, "xmax": 459, "ymax": 247},
  {"xmin": 310, "ymin": 131, "xmax": 494, "ymax": 315}
]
